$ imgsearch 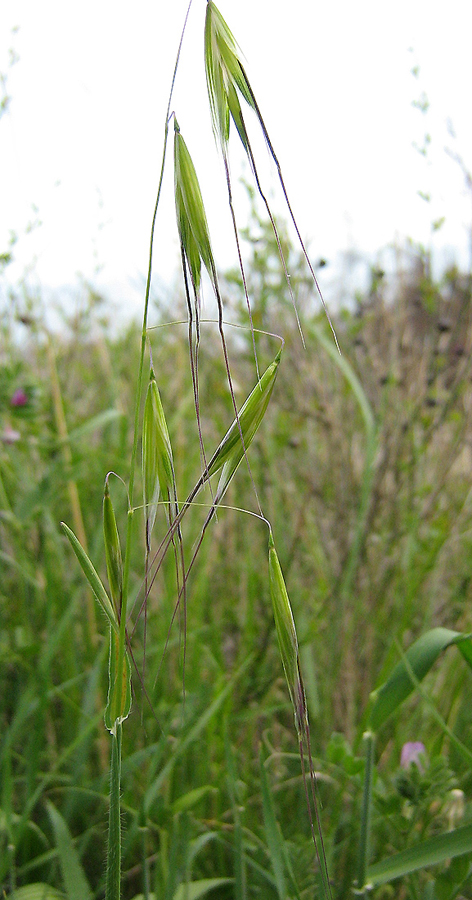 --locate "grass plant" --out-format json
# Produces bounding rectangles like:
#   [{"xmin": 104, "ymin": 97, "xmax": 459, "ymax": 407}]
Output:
[{"xmin": 2, "ymin": 2, "xmax": 472, "ymax": 899}]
